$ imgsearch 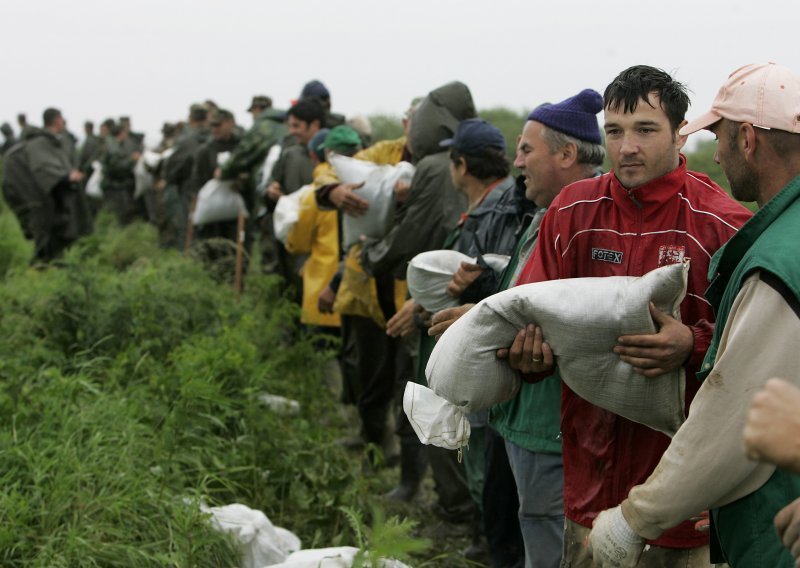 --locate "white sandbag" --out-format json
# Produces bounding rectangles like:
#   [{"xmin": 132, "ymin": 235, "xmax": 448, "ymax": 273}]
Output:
[
  {"xmin": 133, "ymin": 156, "xmax": 154, "ymax": 199},
  {"xmin": 426, "ymin": 262, "xmax": 690, "ymax": 436},
  {"xmin": 403, "ymin": 382, "xmax": 470, "ymax": 450},
  {"xmin": 273, "ymin": 184, "xmax": 314, "ymax": 244},
  {"xmin": 406, "ymin": 250, "xmax": 510, "ymax": 313},
  {"xmin": 86, "ymin": 161, "xmax": 103, "ymax": 199},
  {"xmin": 257, "ymin": 144, "xmax": 283, "ymax": 197},
  {"xmin": 259, "ymin": 393, "xmax": 301, "ymax": 416},
  {"xmin": 192, "ymin": 178, "xmax": 249, "ymax": 226},
  {"xmin": 329, "ymin": 154, "xmax": 415, "ymax": 248},
  {"xmin": 201, "ymin": 503, "xmax": 301, "ymax": 568},
  {"xmin": 269, "ymin": 547, "xmax": 411, "ymax": 568},
  {"xmin": 143, "ymin": 148, "xmax": 168, "ymax": 169}
]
